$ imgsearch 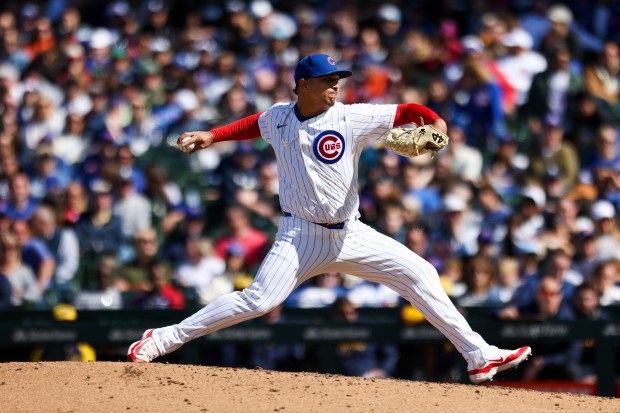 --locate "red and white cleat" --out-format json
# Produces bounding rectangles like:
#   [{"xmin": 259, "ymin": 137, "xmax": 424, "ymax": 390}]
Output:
[
  {"xmin": 469, "ymin": 346, "xmax": 532, "ymax": 384},
  {"xmin": 127, "ymin": 329, "xmax": 161, "ymax": 363}
]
